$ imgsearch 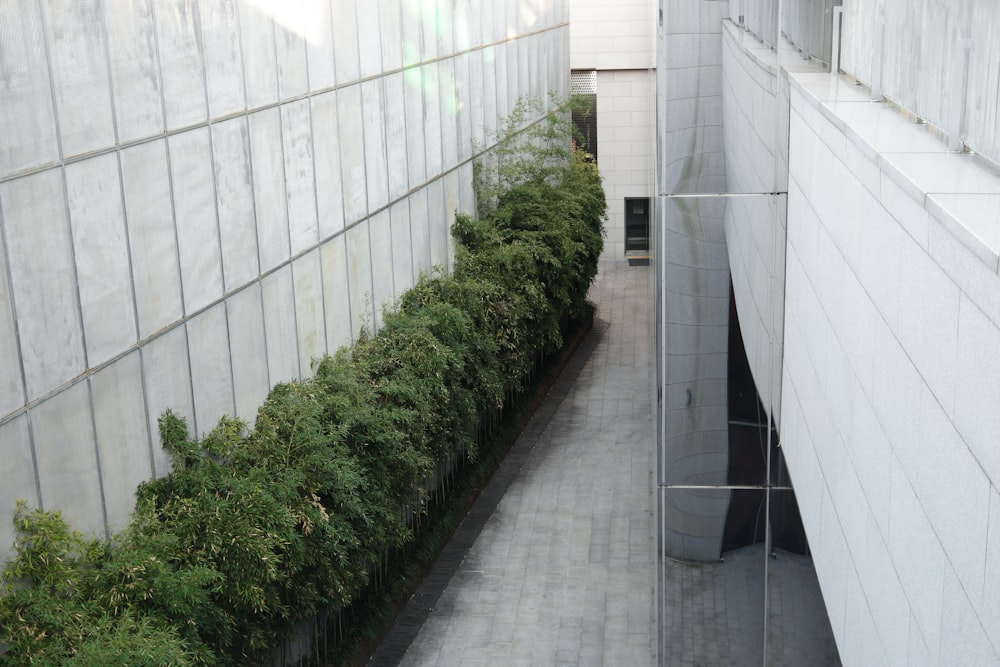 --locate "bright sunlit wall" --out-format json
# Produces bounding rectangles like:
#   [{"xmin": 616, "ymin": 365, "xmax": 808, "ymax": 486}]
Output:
[{"xmin": 0, "ymin": 0, "xmax": 570, "ymax": 556}]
